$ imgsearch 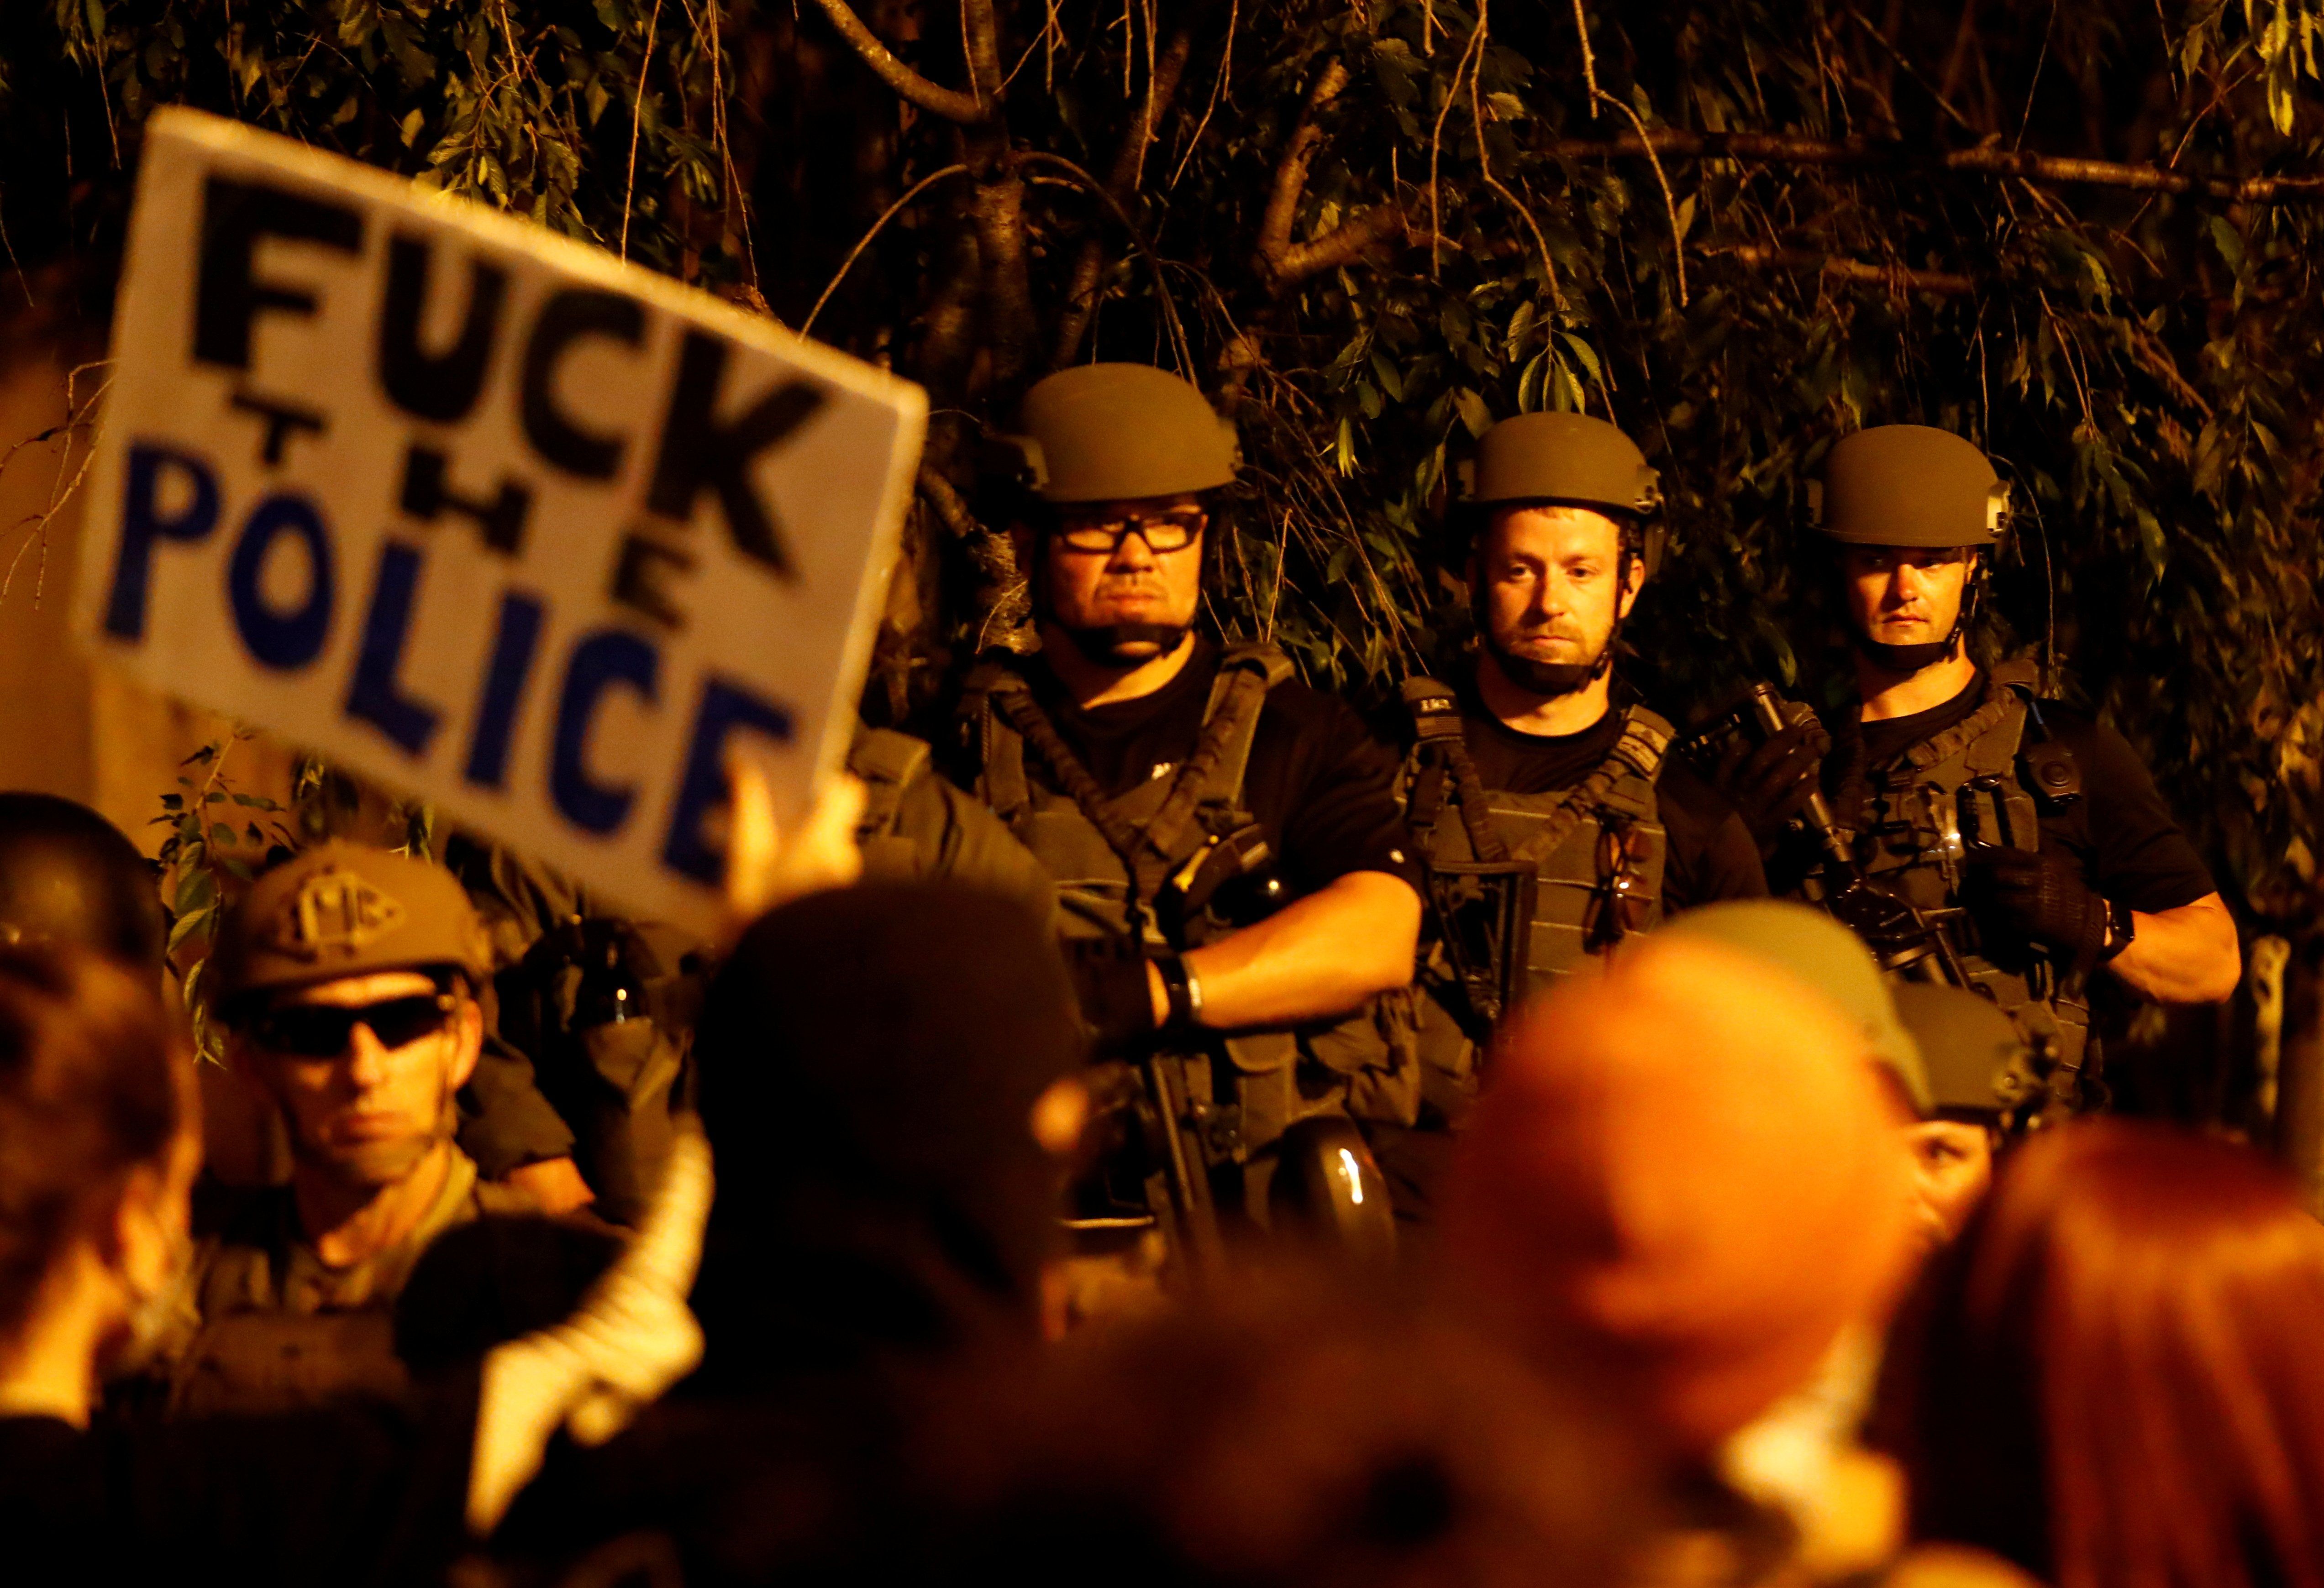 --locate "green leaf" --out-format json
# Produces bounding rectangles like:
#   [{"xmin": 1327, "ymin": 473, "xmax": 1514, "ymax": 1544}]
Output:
[
  {"xmin": 2209, "ymin": 214, "xmax": 2245, "ymax": 272},
  {"xmin": 168, "ymin": 907, "xmax": 210, "ymax": 954},
  {"xmin": 1454, "ymin": 388, "xmax": 1492, "ymax": 438},
  {"xmin": 174, "ymin": 867, "xmax": 216, "ymax": 919}
]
